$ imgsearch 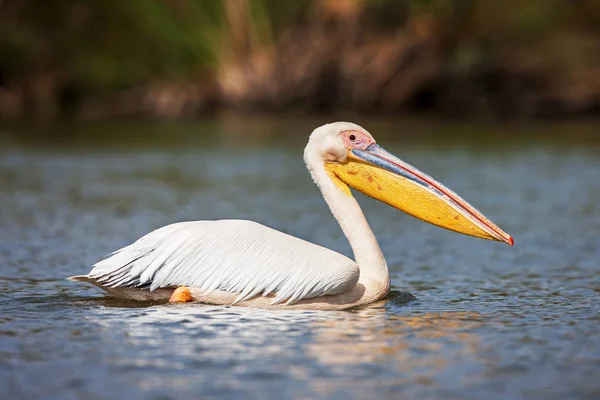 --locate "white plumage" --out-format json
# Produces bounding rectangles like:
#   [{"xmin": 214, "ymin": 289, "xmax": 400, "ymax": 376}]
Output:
[
  {"xmin": 86, "ymin": 220, "xmax": 359, "ymax": 305},
  {"xmin": 69, "ymin": 121, "xmax": 511, "ymax": 310}
]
